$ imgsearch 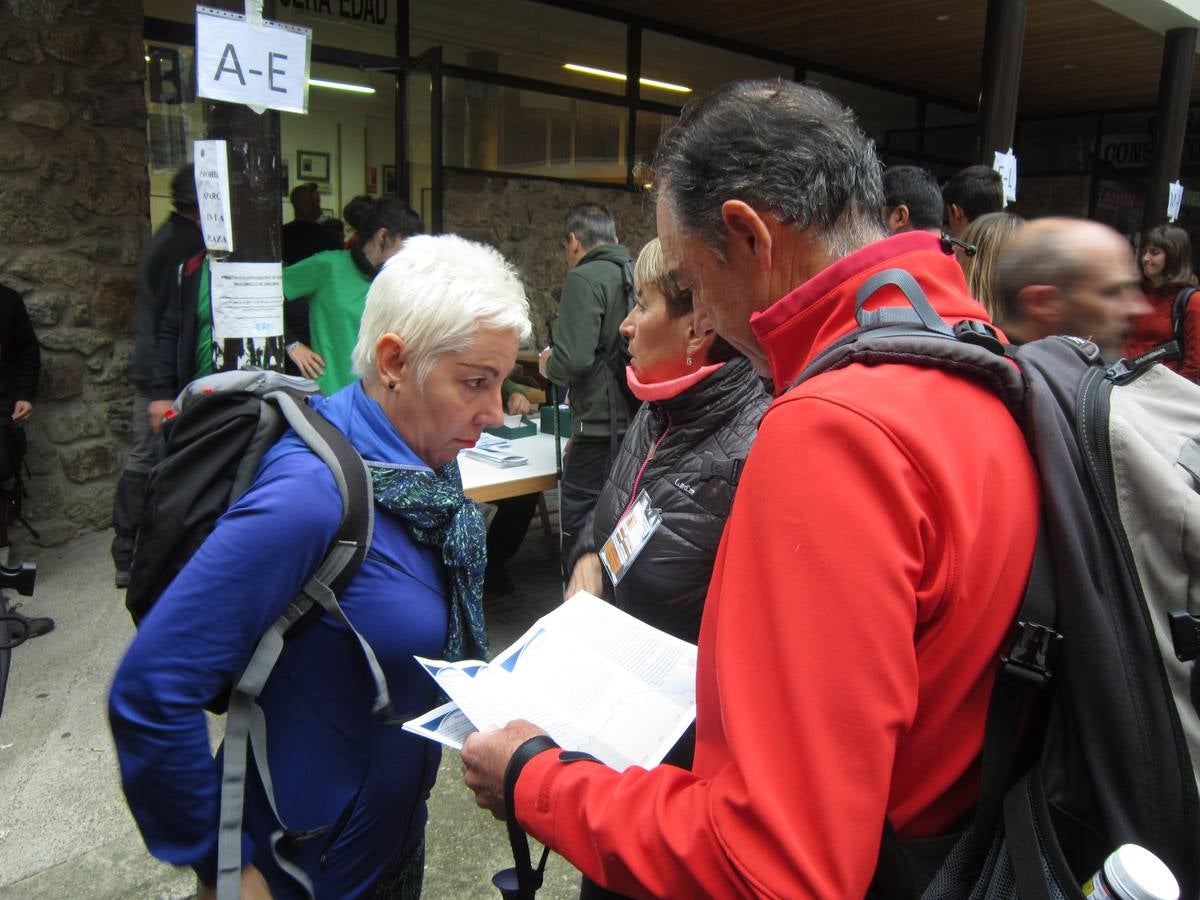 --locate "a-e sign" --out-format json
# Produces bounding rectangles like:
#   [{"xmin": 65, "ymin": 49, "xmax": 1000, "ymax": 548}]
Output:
[{"xmin": 196, "ymin": 5, "xmax": 312, "ymax": 114}]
